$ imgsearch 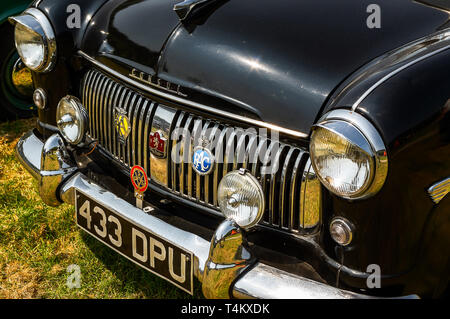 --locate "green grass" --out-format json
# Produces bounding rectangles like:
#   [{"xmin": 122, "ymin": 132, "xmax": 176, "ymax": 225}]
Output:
[{"xmin": 0, "ymin": 118, "xmax": 203, "ymax": 299}]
